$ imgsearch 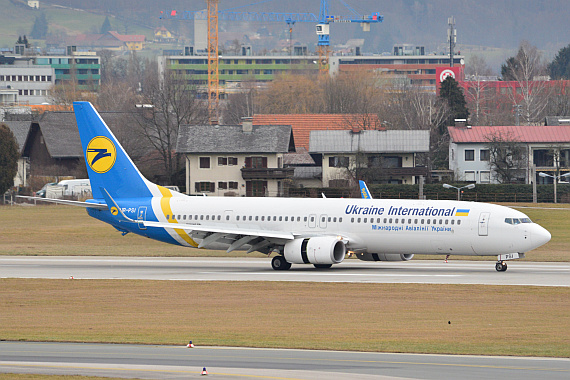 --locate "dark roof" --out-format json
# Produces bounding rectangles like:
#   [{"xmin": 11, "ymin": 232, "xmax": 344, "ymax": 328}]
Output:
[
  {"xmin": 28, "ymin": 111, "xmax": 133, "ymax": 158},
  {"xmin": 177, "ymin": 125, "xmax": 294, "ymax": 153},
  {"xmin": 3, "ymin": 121, "xmax": 31, "ymax": 153},
  {"xmin": 284, "ymin": 147, "xmax": 315, "ymax": 165},
  {"xmin": 309, "ymin": 130, "xmax": 430, "ymax": 153},
  {"xmin": 545, "ymin": 116, "xmax": 570, "ymax": 126}
]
